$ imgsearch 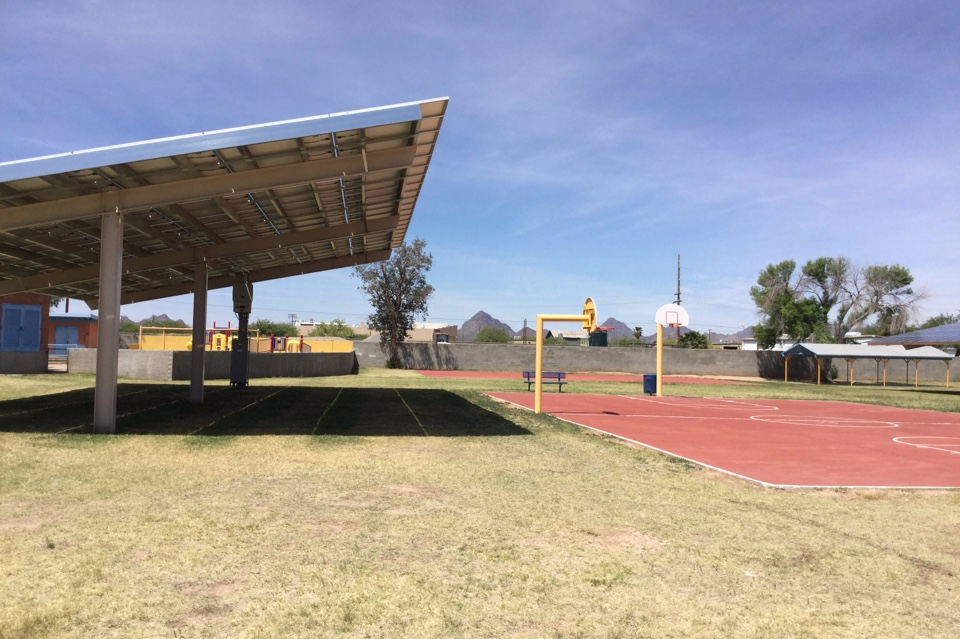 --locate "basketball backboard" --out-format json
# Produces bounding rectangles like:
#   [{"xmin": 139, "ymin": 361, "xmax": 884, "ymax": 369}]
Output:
[{"xmin": 655, "ymin": 303, "xmax": 689, "ymax": 327}]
